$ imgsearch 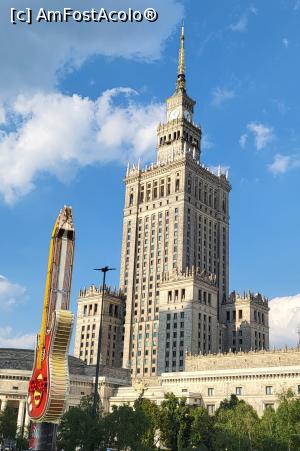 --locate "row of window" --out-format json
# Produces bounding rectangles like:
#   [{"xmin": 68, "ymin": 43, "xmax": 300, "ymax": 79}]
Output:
[
  {"xmin": 159, "ymin": 130, "xmax": 199, "ymax": 147},
  {"xmin": 82, "ymin": 303, "xmax": 119, "ymax": 318},
  {"xmin": 206, "ymin": 385, "xmax": 280, "ymax": 397},
  {"xmin": 167, "ymin": 290, "xmax": 185, "ymax": 302},
  {"xmin": 226, "ymin": 309, "xmax": 243, "ymax": 322},
  {"xmin": 186, "ymin": 173, "xmax": 227, "ymax": 213},
  {"xmin": 254, "ymin": 310, "xmax": 266, "ymax": 325},
  {"xmin": 129, "ymin": 174, "xmax": 182, "ymax": 206},
  {"xmin": 226, "ymin": 309, "xmax": 266, "ymax": 325}
]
